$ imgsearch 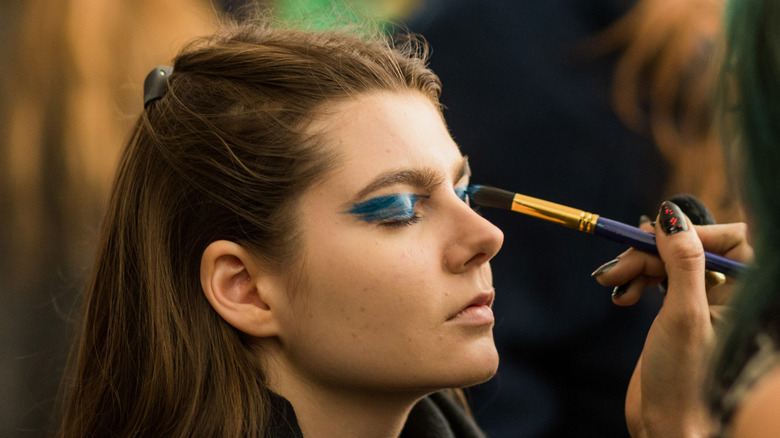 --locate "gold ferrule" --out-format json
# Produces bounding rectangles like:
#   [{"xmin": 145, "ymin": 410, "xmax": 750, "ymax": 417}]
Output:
[{"xmin": 511, "ymin": 194, "xmax": 600, "ymax": 233}]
